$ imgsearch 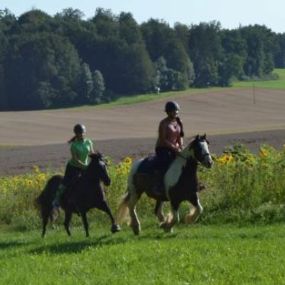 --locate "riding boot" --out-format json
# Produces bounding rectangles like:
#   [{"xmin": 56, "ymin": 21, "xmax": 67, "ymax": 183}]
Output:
[{"xmin": 52, "ymin": 184, "xmax": 66, "ymax": 209}]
